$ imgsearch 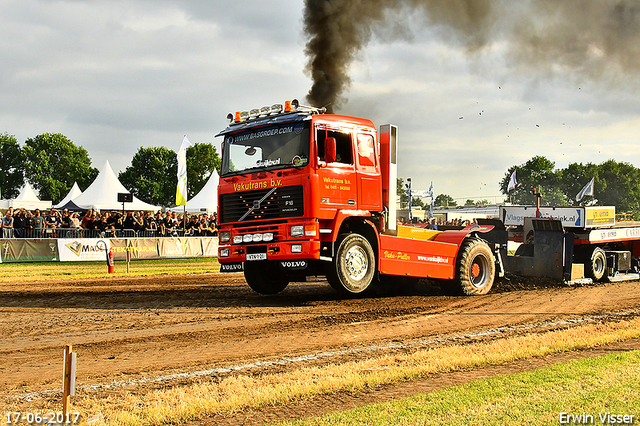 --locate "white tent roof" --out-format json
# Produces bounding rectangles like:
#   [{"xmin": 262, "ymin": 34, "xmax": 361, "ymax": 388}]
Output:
[
  {"xmin": 54, "ymin": 182, "xmax": 83, "ymax": 209},
  {"xmin": 0, "ymin": 182, "xmax": 53, "ymax": 210},
  {"xmin": 71, "ymin": 160, "xmax": 161, "ymax": 211},
  {"xmin": 170, "ymin": 169, "xmax": 219, "ymax": 214}
]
